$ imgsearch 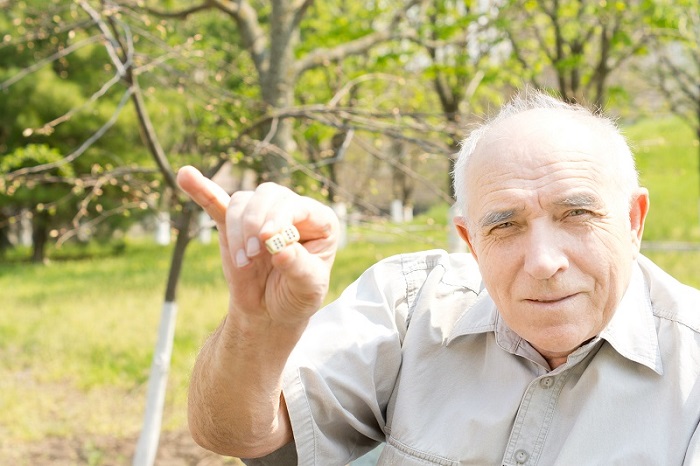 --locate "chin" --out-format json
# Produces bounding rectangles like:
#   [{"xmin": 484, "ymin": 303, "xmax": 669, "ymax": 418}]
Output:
[{"xmin": 529, "ymin": 329, "xmax": 594, "ymax": 358}]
